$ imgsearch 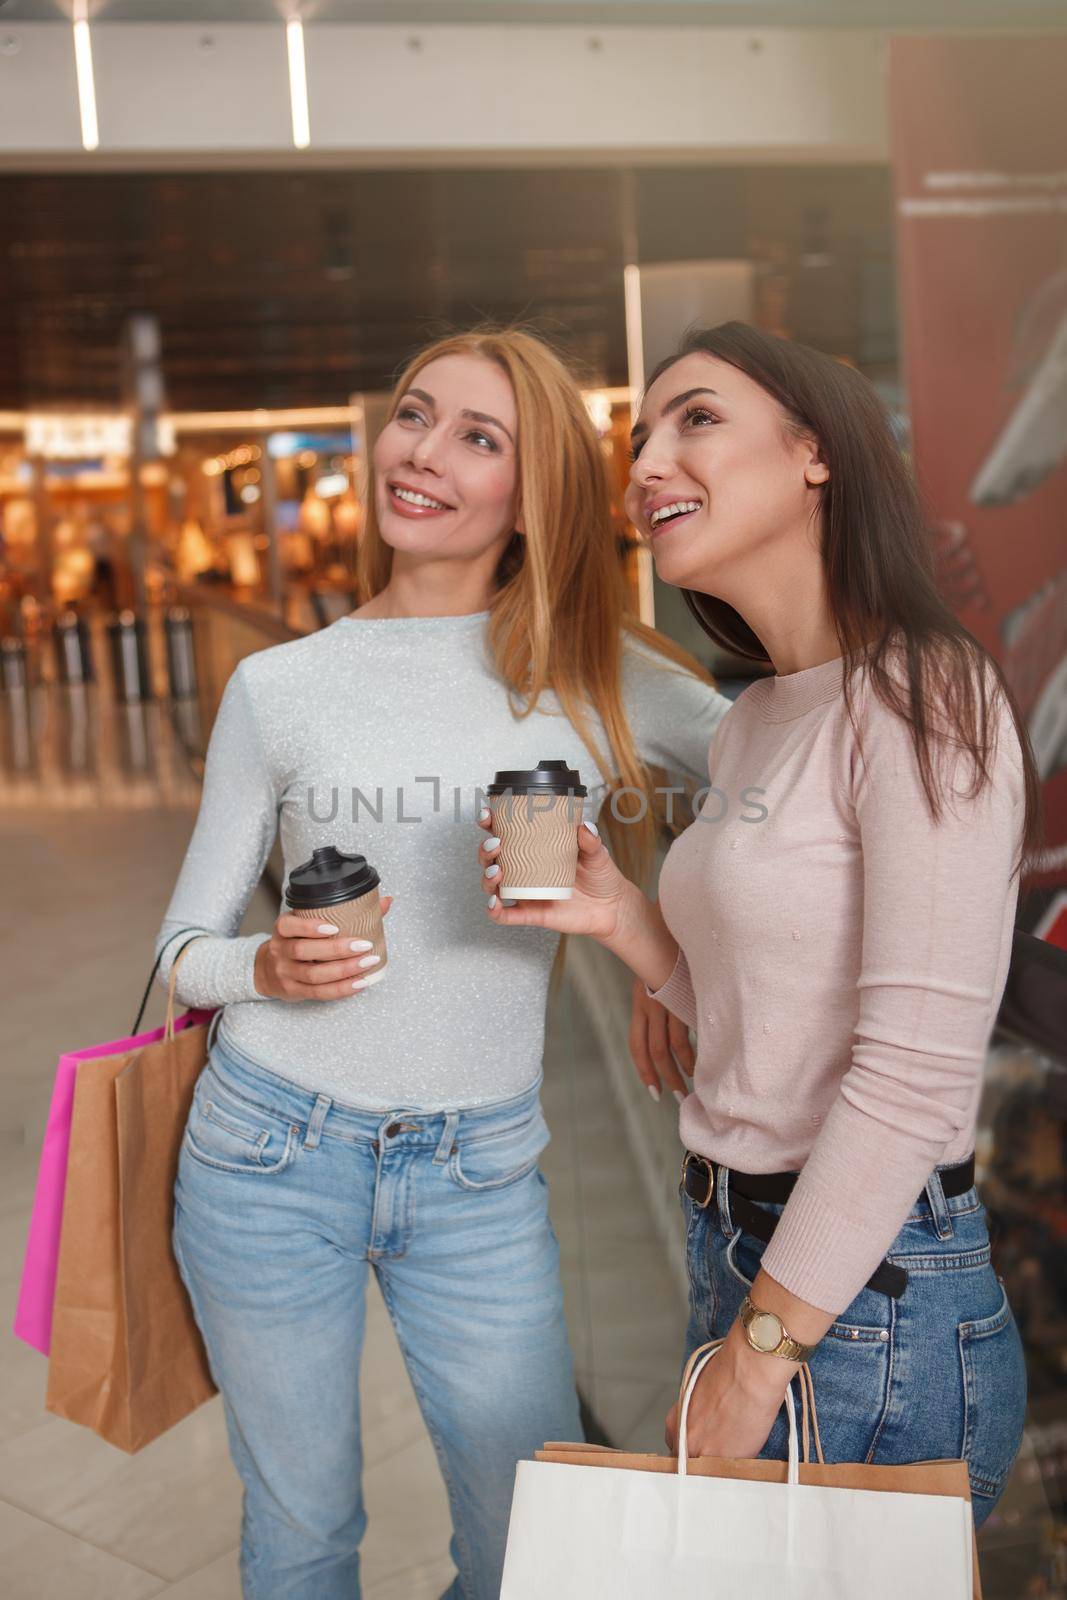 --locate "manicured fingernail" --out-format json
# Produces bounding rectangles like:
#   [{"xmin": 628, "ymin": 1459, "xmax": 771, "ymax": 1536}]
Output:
[
  {"xmin": 479, "ymin": 808, "xmax": 491, "ymax": 822},
  {"xmin": 317, "ymin": 923, "xmax": 339, "ymax": 934},
  {"xmin": 488, "ymin": 894, "xmax": 498, "ymax": 909},
  {"xmin": 485, "ymin": 863, "xmax": 500, "ymax": 880},
  {"xmin": 358, "ymin": 954, "xmax": 381, "ymax": 969},
  {"xmin": 352, "ymin": 977, "xmax": 372, "ymax": 990},
  {"xmin": 349, "ymin": 939, "xmax": 374, "ymax": 952},
  {"xmin": 582, "ymin": 820, "xmax": 599, "ymax": 836},
  {"xmin": 674, "ymin": 1090, "xmax": 687, "ymax": 1105},
  {"xmin": 648, "ymin": 1084, "xmax": 661, "ymax": 1104},
  {"xmin": 485, "ymin": 836, "xmax": 501, "ymax": 851},
  {"xmin": 502, "ymin": 898, "xmax": 517, "ymax": 907}
]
